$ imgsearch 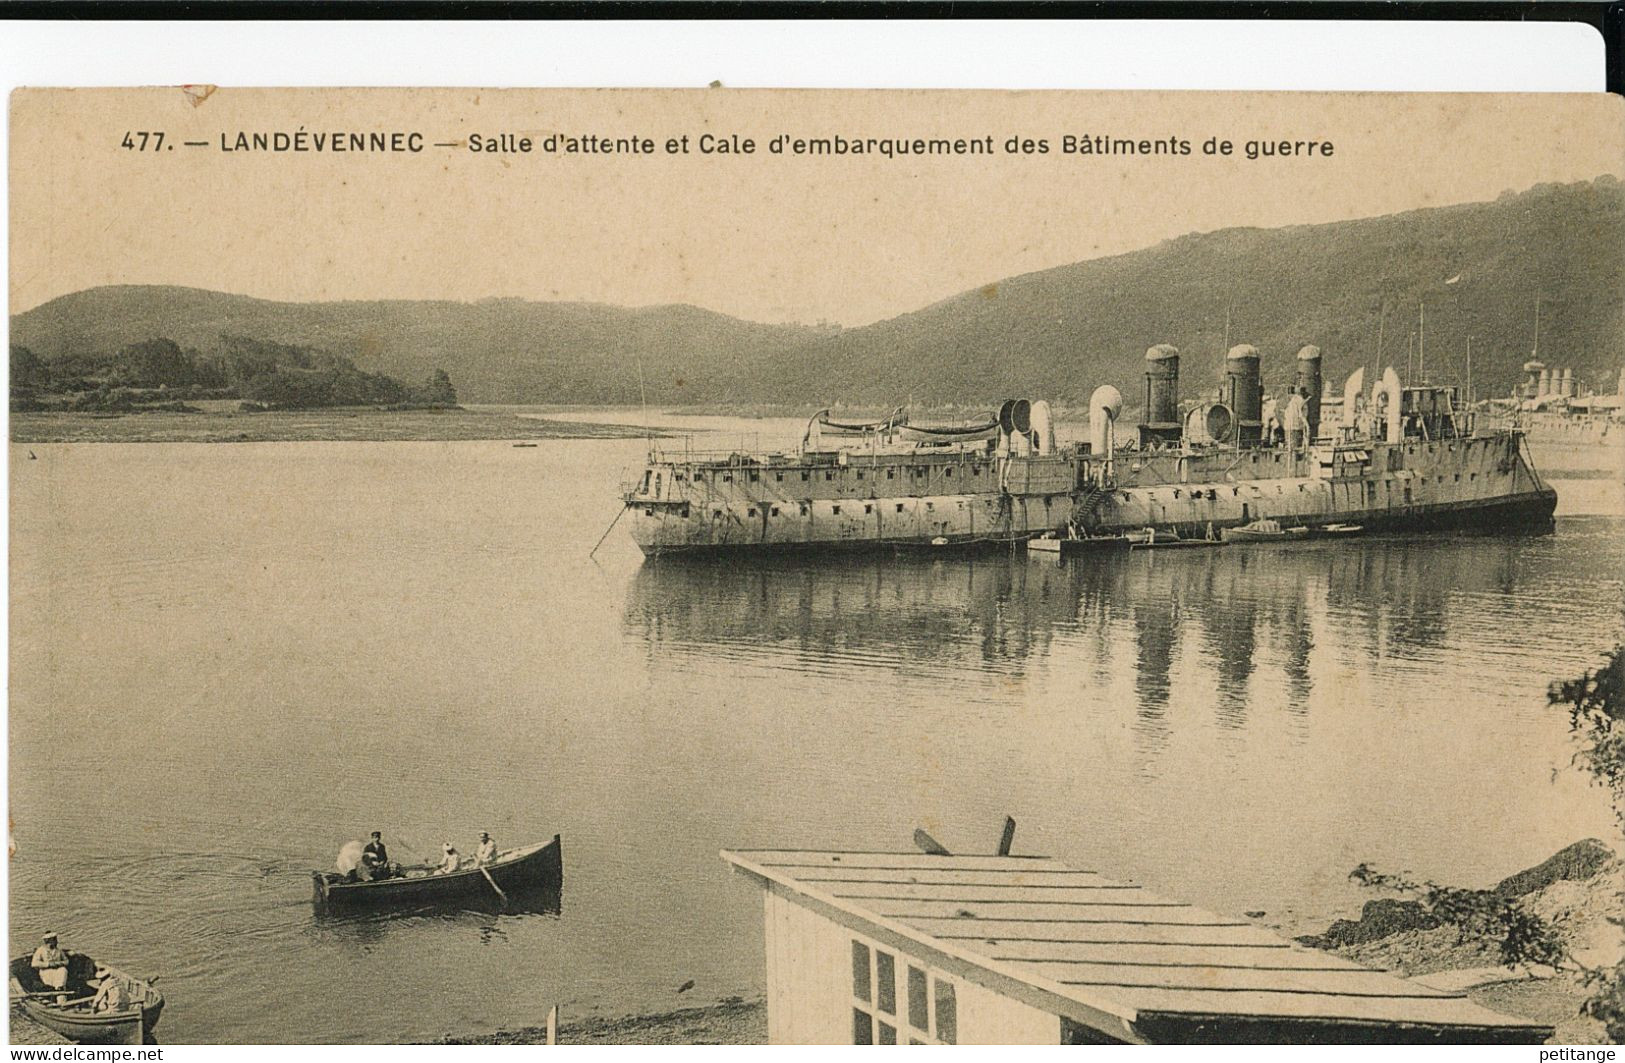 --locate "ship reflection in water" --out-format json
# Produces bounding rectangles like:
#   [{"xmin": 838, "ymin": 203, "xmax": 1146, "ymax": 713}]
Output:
[{"xmin": 624, "ymin": 525, "xmax": 1610, "ymax": 763}]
